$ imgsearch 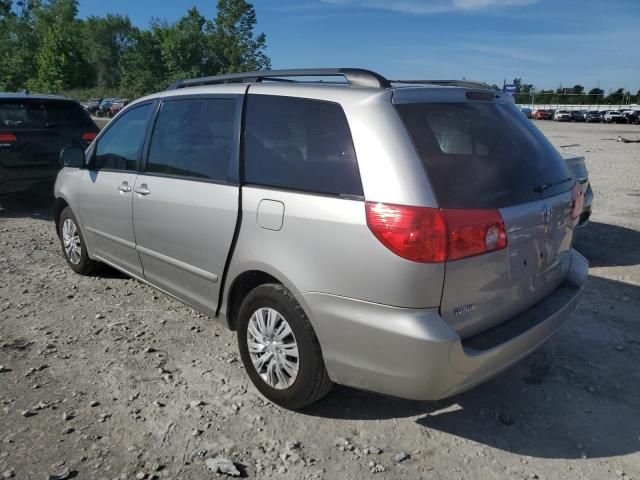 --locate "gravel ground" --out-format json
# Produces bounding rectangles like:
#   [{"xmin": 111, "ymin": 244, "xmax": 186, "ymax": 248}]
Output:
[{"xmin": 1, "ymin": 120, "xmax": 639, "ymax": 480}]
